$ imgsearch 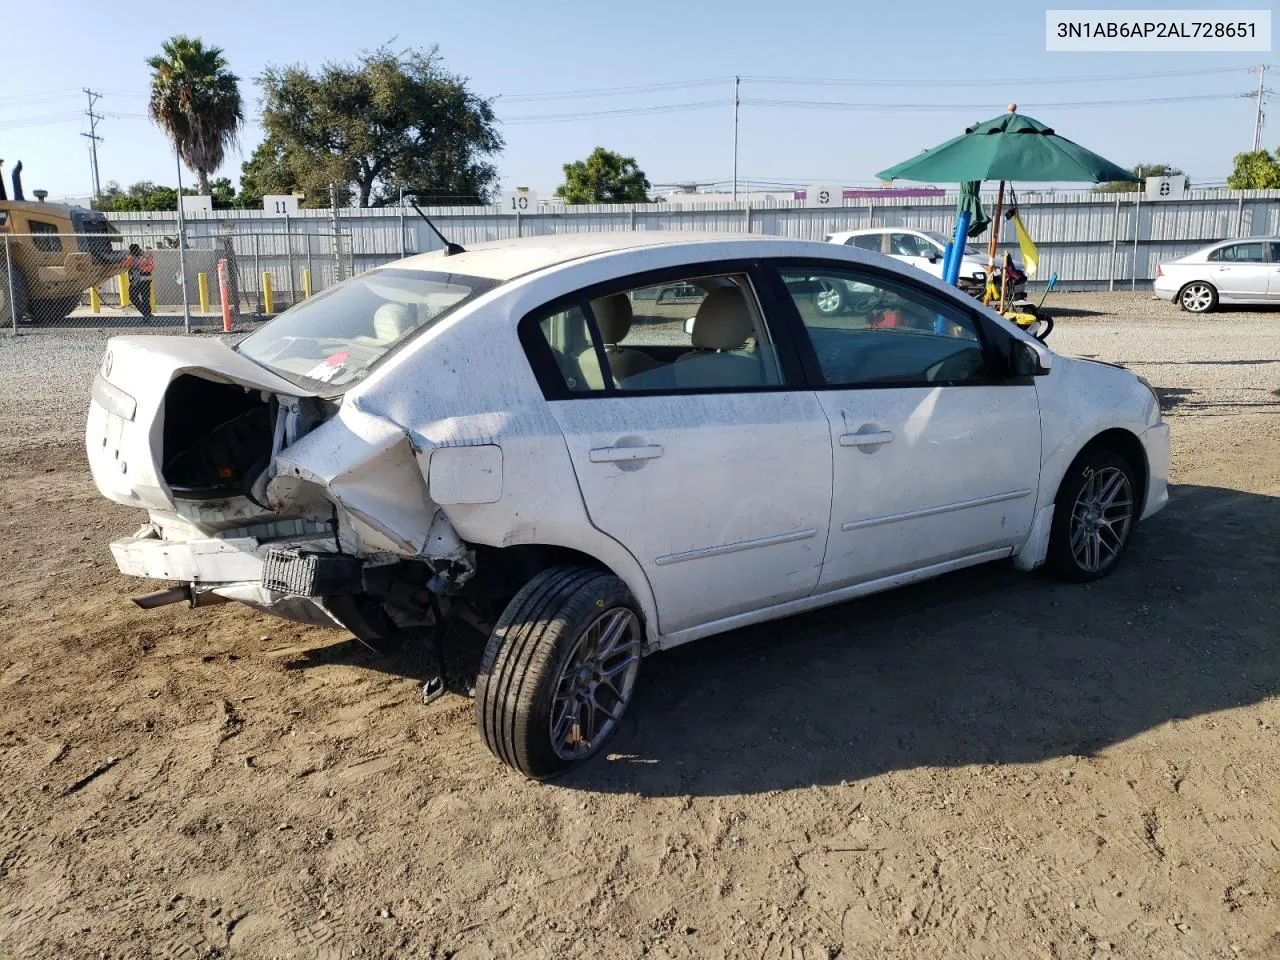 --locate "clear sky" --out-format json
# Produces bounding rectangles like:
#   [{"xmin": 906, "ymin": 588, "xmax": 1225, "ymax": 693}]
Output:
[{"xmin": 2, "ymin": 0, "xmax": 1273, "ymax": 204}]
